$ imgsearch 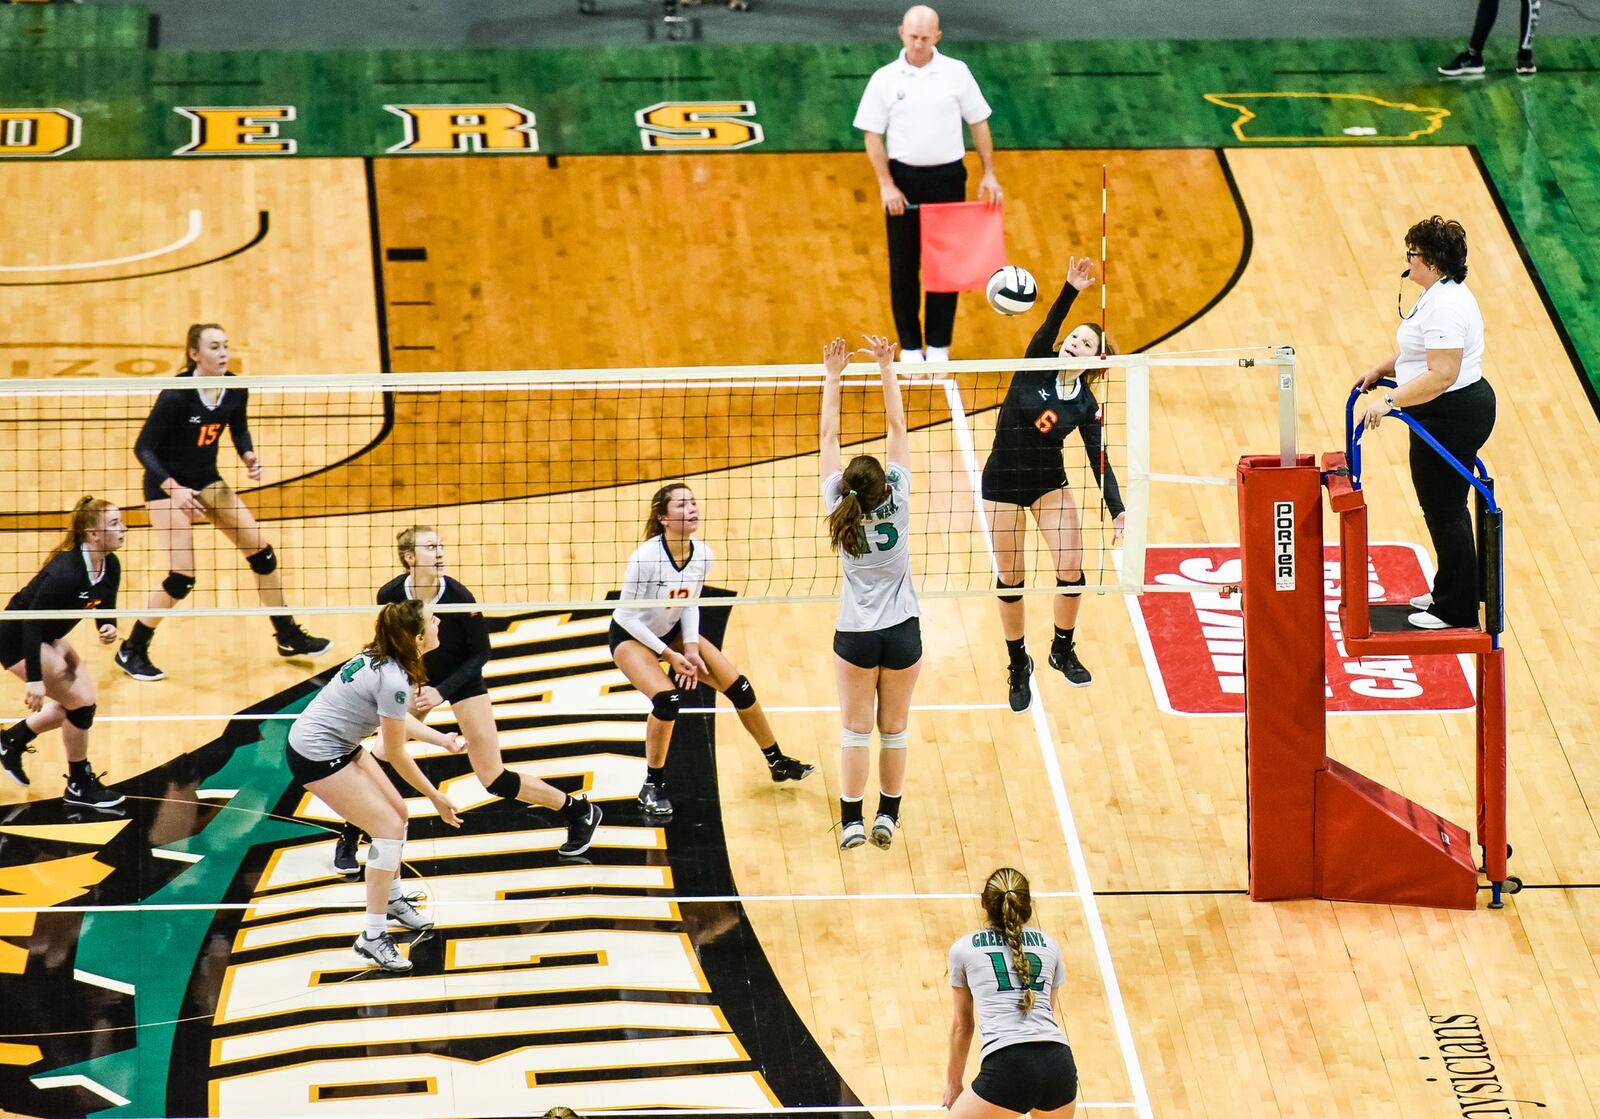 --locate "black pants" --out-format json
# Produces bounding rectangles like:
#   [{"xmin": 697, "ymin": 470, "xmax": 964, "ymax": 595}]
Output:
[
  {"xmin": 886, "ymin": 159, "xmax": 967, "ymax": 351},
  {"xmin": 1408, "ymin": 378, "xmax": 1496, "ymax": 627},
  {"xmin": 1469, "ymin": 0, "xmax": 1540, "ymax": 51}
]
